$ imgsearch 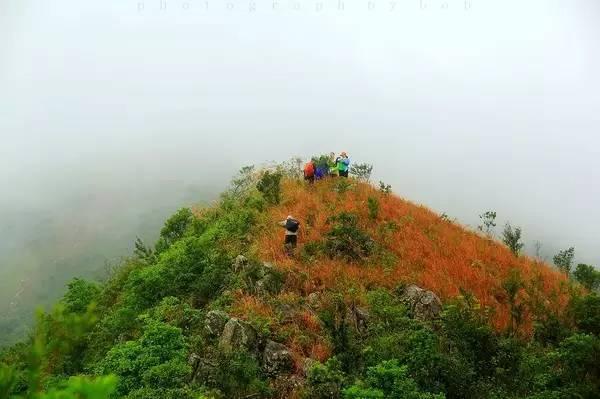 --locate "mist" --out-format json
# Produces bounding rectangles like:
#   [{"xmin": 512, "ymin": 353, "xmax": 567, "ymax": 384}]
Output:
[{"xmin": 1, "ymin": 0, "xmax": 599, "ymax": 343}]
